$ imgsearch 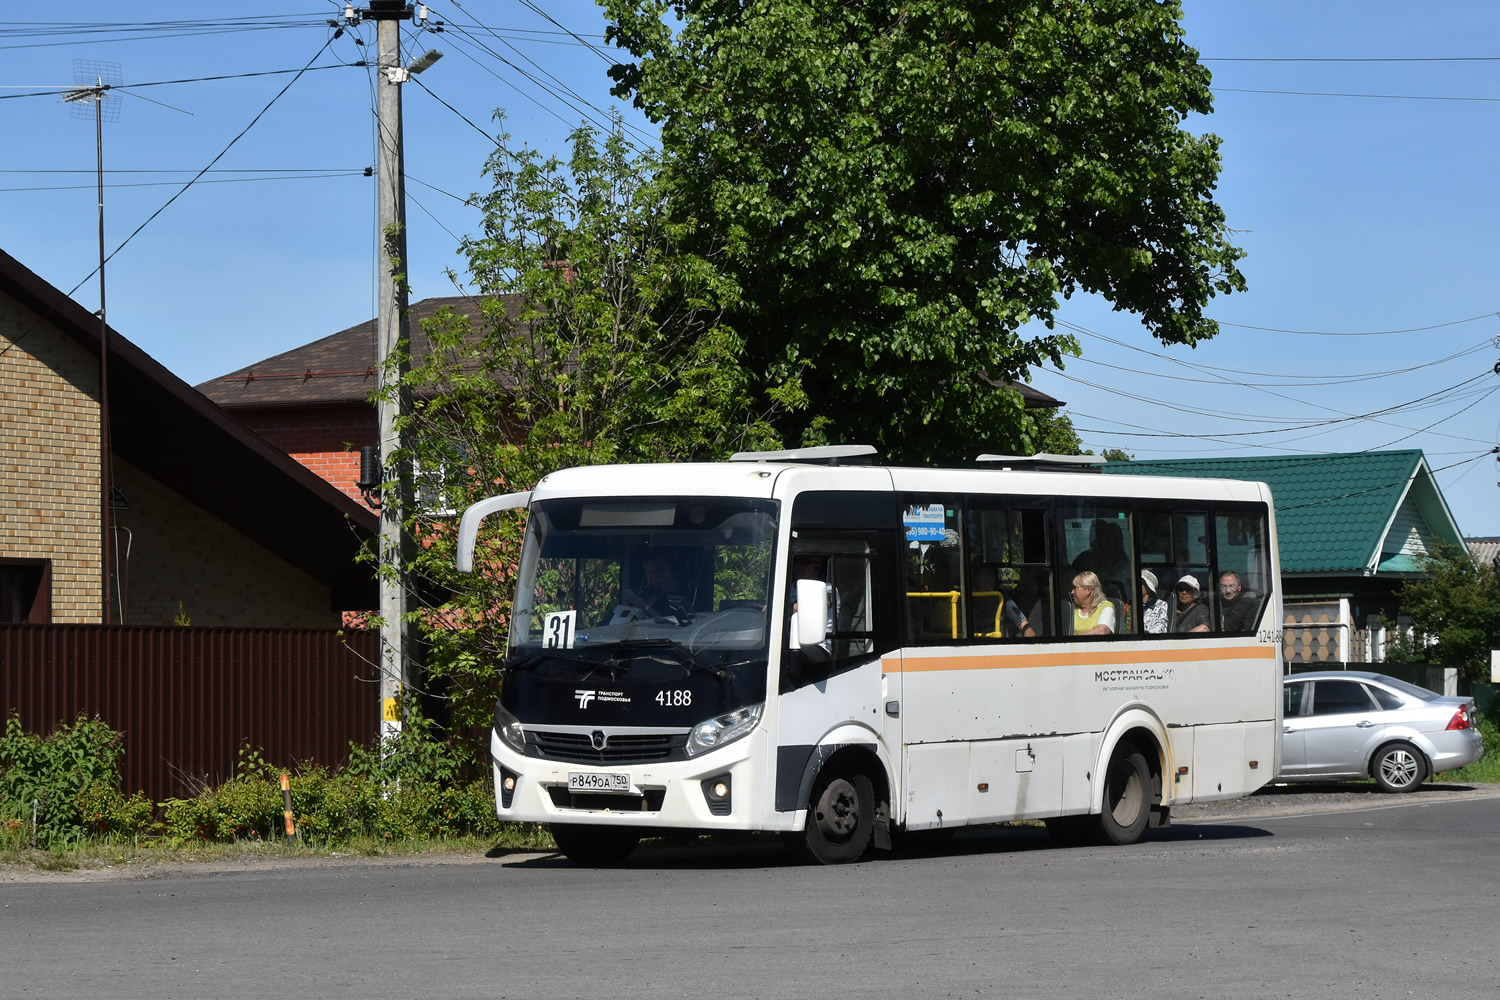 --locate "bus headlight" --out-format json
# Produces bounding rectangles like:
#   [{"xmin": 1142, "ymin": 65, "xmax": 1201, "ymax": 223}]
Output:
[
  {"xmin": 493, "ymin": 702, "xmax": 526, "ymax": 754},
  {"xmin": 686, "ymin": 703, "xmax": 763, "ymax": 757}
]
